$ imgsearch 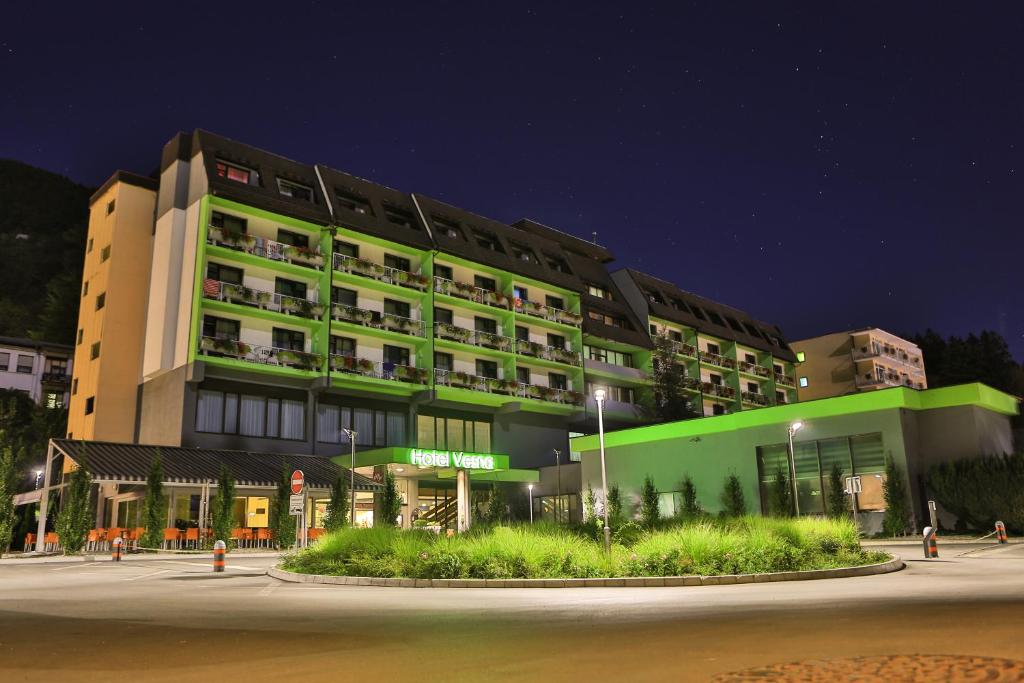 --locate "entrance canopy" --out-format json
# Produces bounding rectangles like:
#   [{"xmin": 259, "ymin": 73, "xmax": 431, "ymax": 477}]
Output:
[
  {"xmin": 50, "ymin": 439, "xmax": 381, "ymax": 490},
  {"xmin": 341, "ymin": 446, "xmax": 539, "ymax": 483}
]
